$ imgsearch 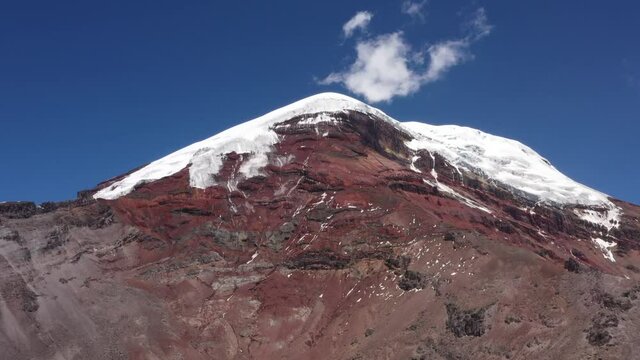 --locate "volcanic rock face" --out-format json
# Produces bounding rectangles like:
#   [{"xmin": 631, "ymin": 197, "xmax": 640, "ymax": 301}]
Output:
[{"xmin": 2, "ymin": 93, "xmax": 640, "ymax": 360}]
